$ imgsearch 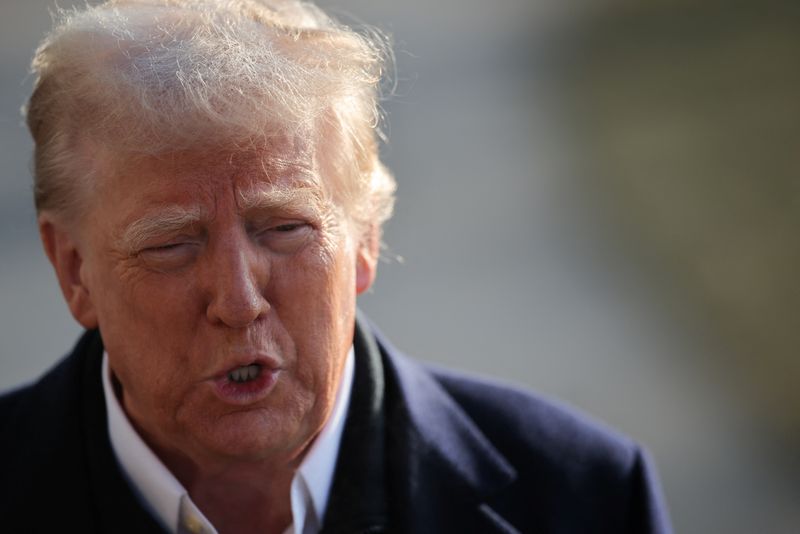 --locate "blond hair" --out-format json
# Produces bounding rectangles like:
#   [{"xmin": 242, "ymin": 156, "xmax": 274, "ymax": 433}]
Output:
[{"xmin": 26, "ymin": 0, "xmax": 395, "ymax": 232}]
